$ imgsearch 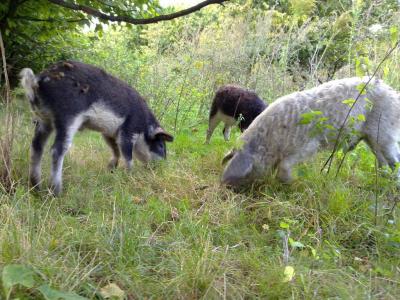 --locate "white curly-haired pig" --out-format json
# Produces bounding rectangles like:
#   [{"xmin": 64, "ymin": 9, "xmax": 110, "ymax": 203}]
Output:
[{"xmin": 221, "ymin": 77, "xmax": 400, "ymax": 187}]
